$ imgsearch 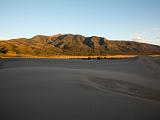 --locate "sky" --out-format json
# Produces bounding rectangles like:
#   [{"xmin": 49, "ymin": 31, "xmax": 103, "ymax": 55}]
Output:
[{"xmin": 0, "ymin": 0, "xmax": 160, "ymax": 45}]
